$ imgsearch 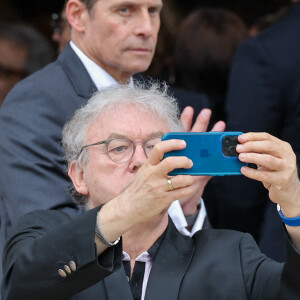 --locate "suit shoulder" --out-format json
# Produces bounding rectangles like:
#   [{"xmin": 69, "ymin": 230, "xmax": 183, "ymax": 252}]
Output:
[{"xmin": 193, "ymin": 229, "xmax": 255, "ymax": 247}]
